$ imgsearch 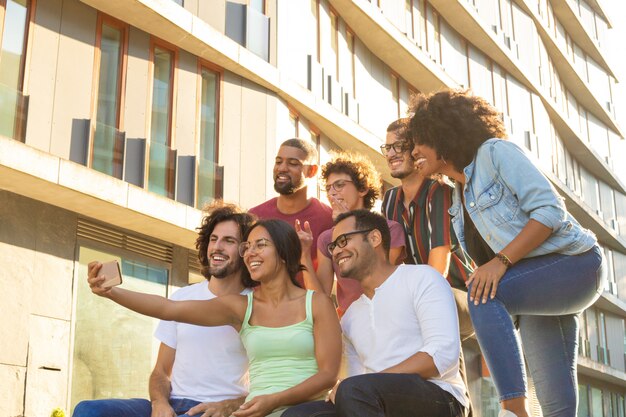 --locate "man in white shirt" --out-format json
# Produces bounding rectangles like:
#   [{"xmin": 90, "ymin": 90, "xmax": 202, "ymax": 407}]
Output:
[
  {"xmin": 283, "ymin": 209, "xmax": 467, "ymax": 417},
  {"xmin": 73, "ymin": 202, "xmax": 255, "ymax": 417}
]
